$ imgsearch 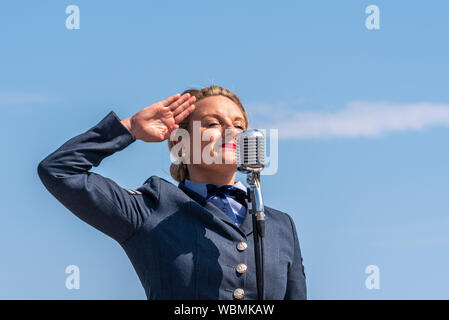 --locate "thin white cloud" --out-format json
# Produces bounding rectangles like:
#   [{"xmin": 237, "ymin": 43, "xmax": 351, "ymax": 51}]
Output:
[
  {"xmin": 248, "ymin": 101, "xmax": 449, "ymax": 140},
  {"xmin": 0, "ymin": 92, "xmax": 54, "ymax": 105}
]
